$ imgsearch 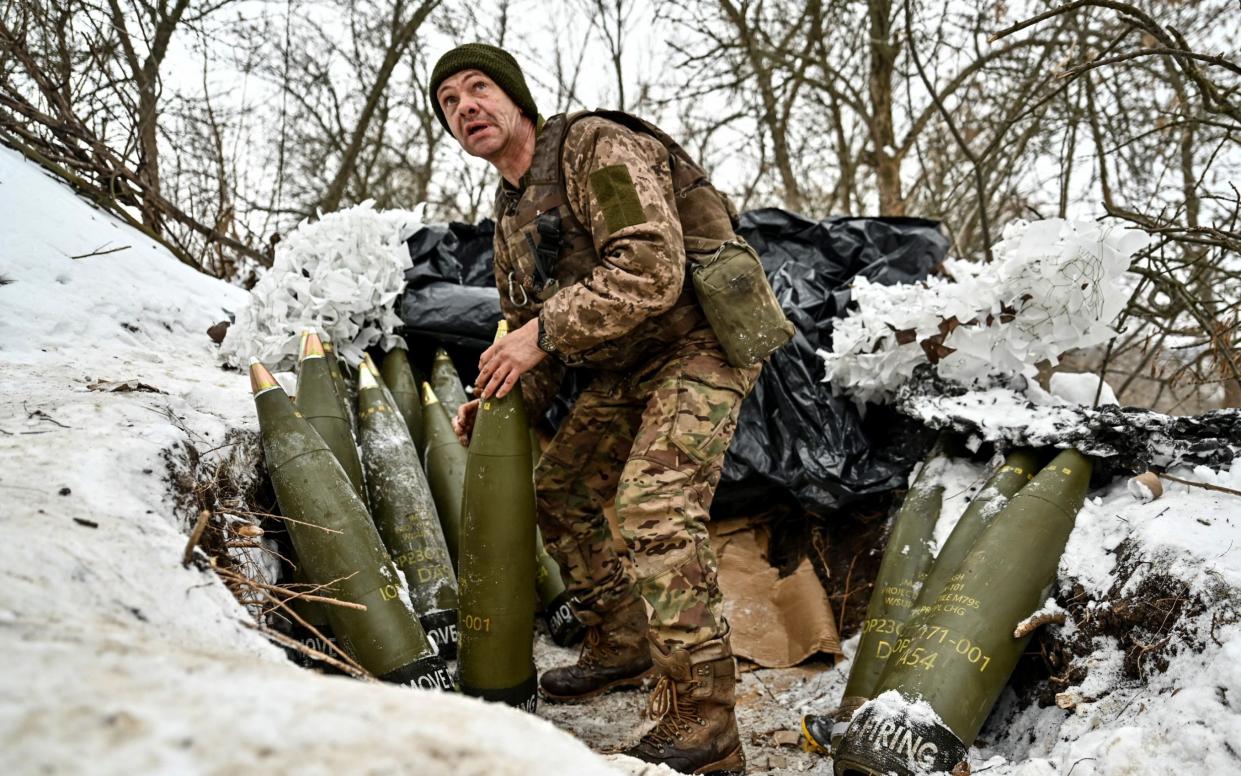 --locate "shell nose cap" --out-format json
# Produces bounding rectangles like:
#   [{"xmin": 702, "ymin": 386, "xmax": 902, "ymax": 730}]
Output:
[
  {"xmin": 249, "ymin": 359, "xmax": 280, "ymax": 394},
  {"xmin": 300, "ymin": 330, "xmax": 325, "ymax": 360}
]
